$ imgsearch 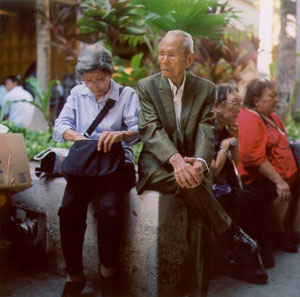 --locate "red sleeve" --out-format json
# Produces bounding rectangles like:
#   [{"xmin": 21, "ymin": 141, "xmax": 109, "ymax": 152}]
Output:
[{"xmin": 237, "ymin": 108, "xmax": 268, "ymax": 167}]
